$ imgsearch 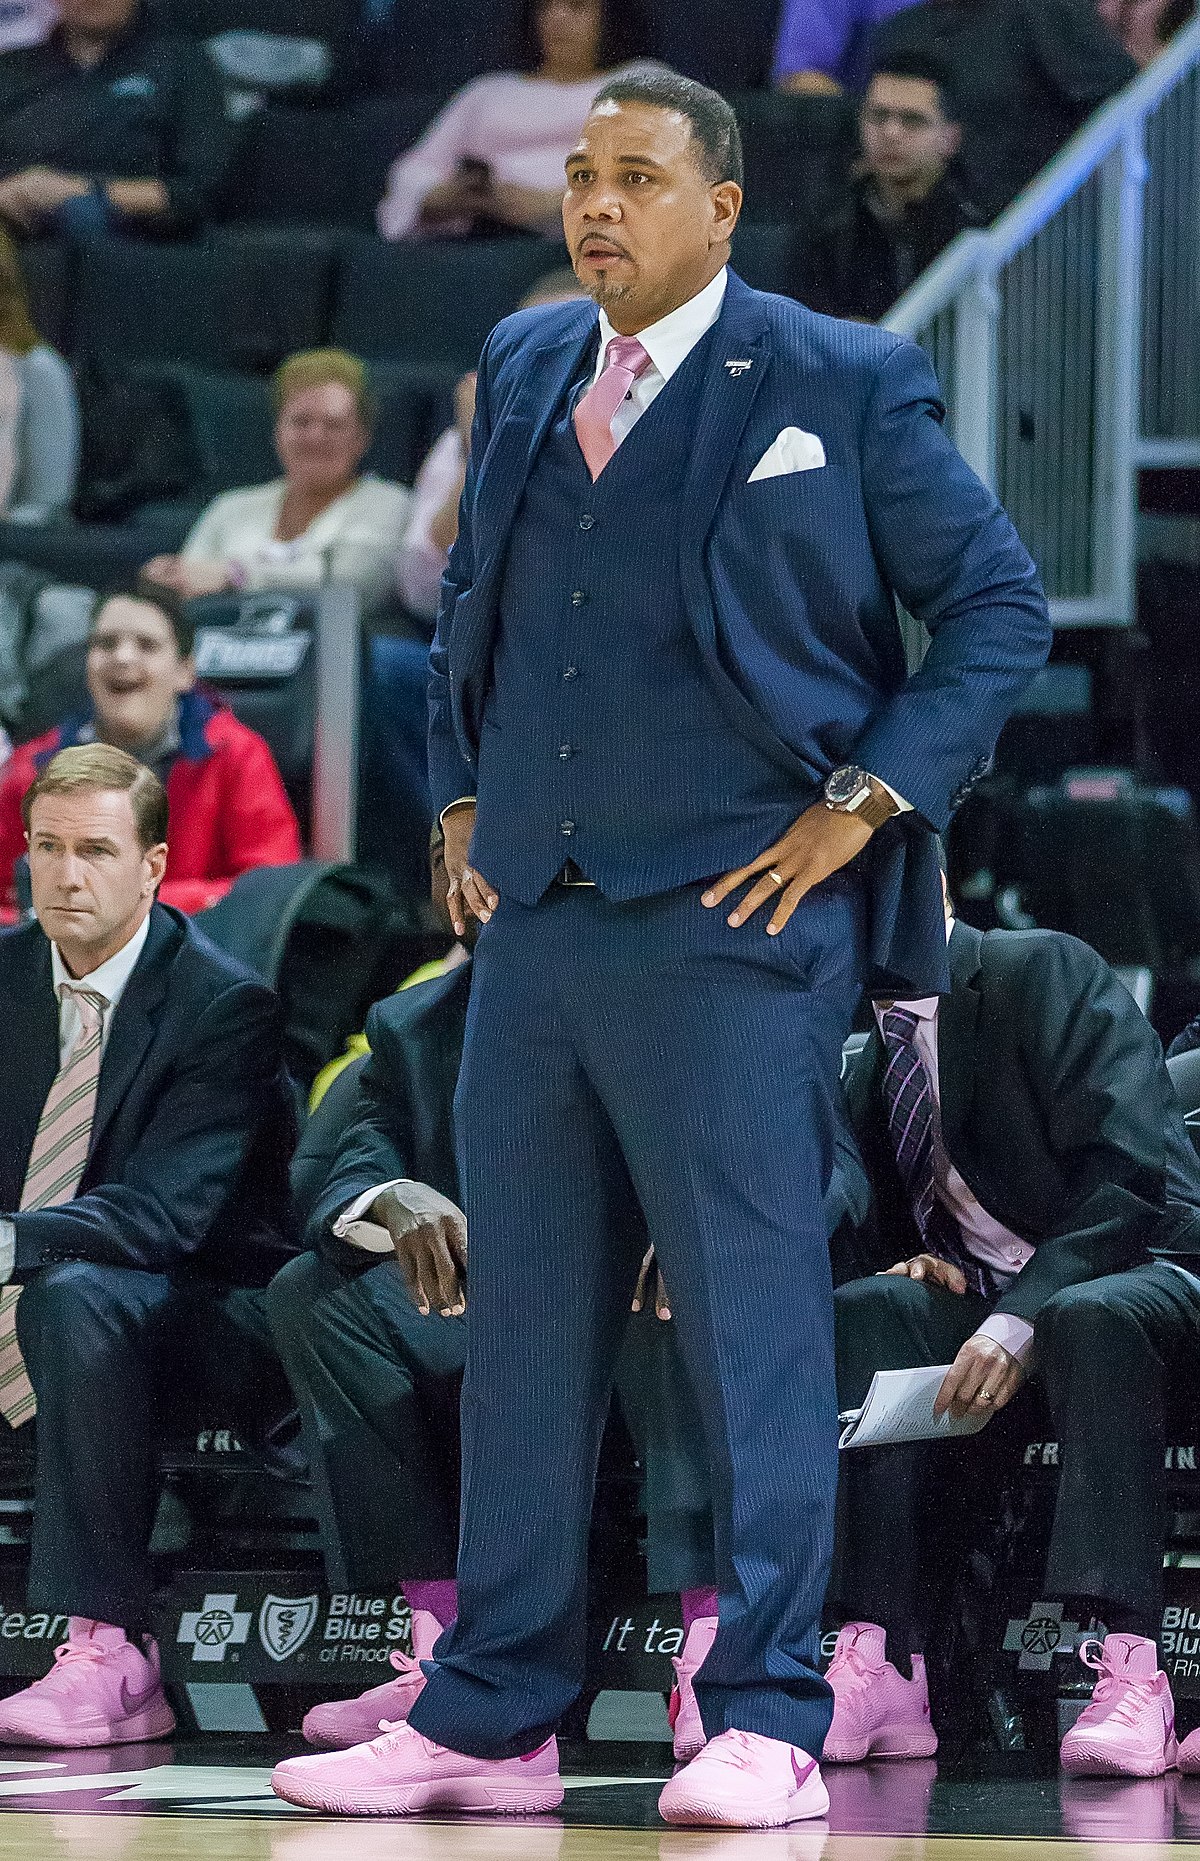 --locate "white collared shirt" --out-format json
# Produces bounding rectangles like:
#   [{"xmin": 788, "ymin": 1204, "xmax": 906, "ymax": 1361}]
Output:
[
  {"xmin": 0, "ymin": 913, "xmax": 153, "ymax": 1282},
  {"xmin": 591, "ymin": 265, "xmax": 729, "ymax": 446}
]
